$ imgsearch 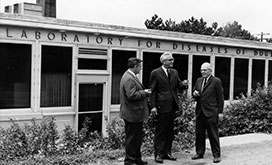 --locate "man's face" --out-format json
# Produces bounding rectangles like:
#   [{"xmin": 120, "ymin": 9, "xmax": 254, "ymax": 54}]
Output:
[
  {"xmin": 135, "ymin": 63, "xmax": 142, "ymax": 74},
  {"xmin": 200, "ymin": 65, "xmax": 211, "ymax": 78},
  {"xmin": 163, "ymin": 58, "xmax": 174, "ymax": 68}
]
